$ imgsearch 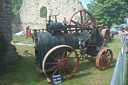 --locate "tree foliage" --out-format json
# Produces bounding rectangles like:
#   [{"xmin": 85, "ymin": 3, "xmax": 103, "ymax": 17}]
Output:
[
  {"xmin": 11, "ymin": 0, "xmax": 23, "ymax": 13},
  {"xmin": 87, "ymin": 0, "xmax": 128, "ymax": 28}
]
